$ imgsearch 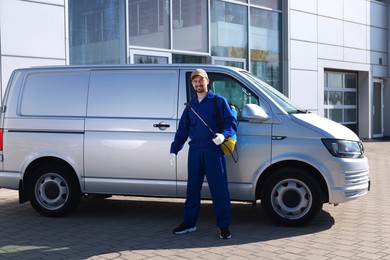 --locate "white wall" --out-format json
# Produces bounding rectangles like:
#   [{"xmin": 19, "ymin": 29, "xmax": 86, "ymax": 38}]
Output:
[
  {"xmin": 289, "ymin": 0, "xmax": 388, "ymax": 138},
  {"xmin": 0, "ymin": 0, "xmax": 66, "ymax": 99}
]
